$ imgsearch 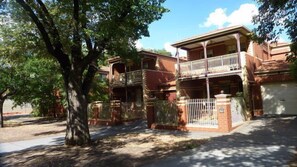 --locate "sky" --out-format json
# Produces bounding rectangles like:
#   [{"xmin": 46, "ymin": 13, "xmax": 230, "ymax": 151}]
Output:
[{"xmin": 136, "ymin": 0, "xmax": 289, "ymax": 55}]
